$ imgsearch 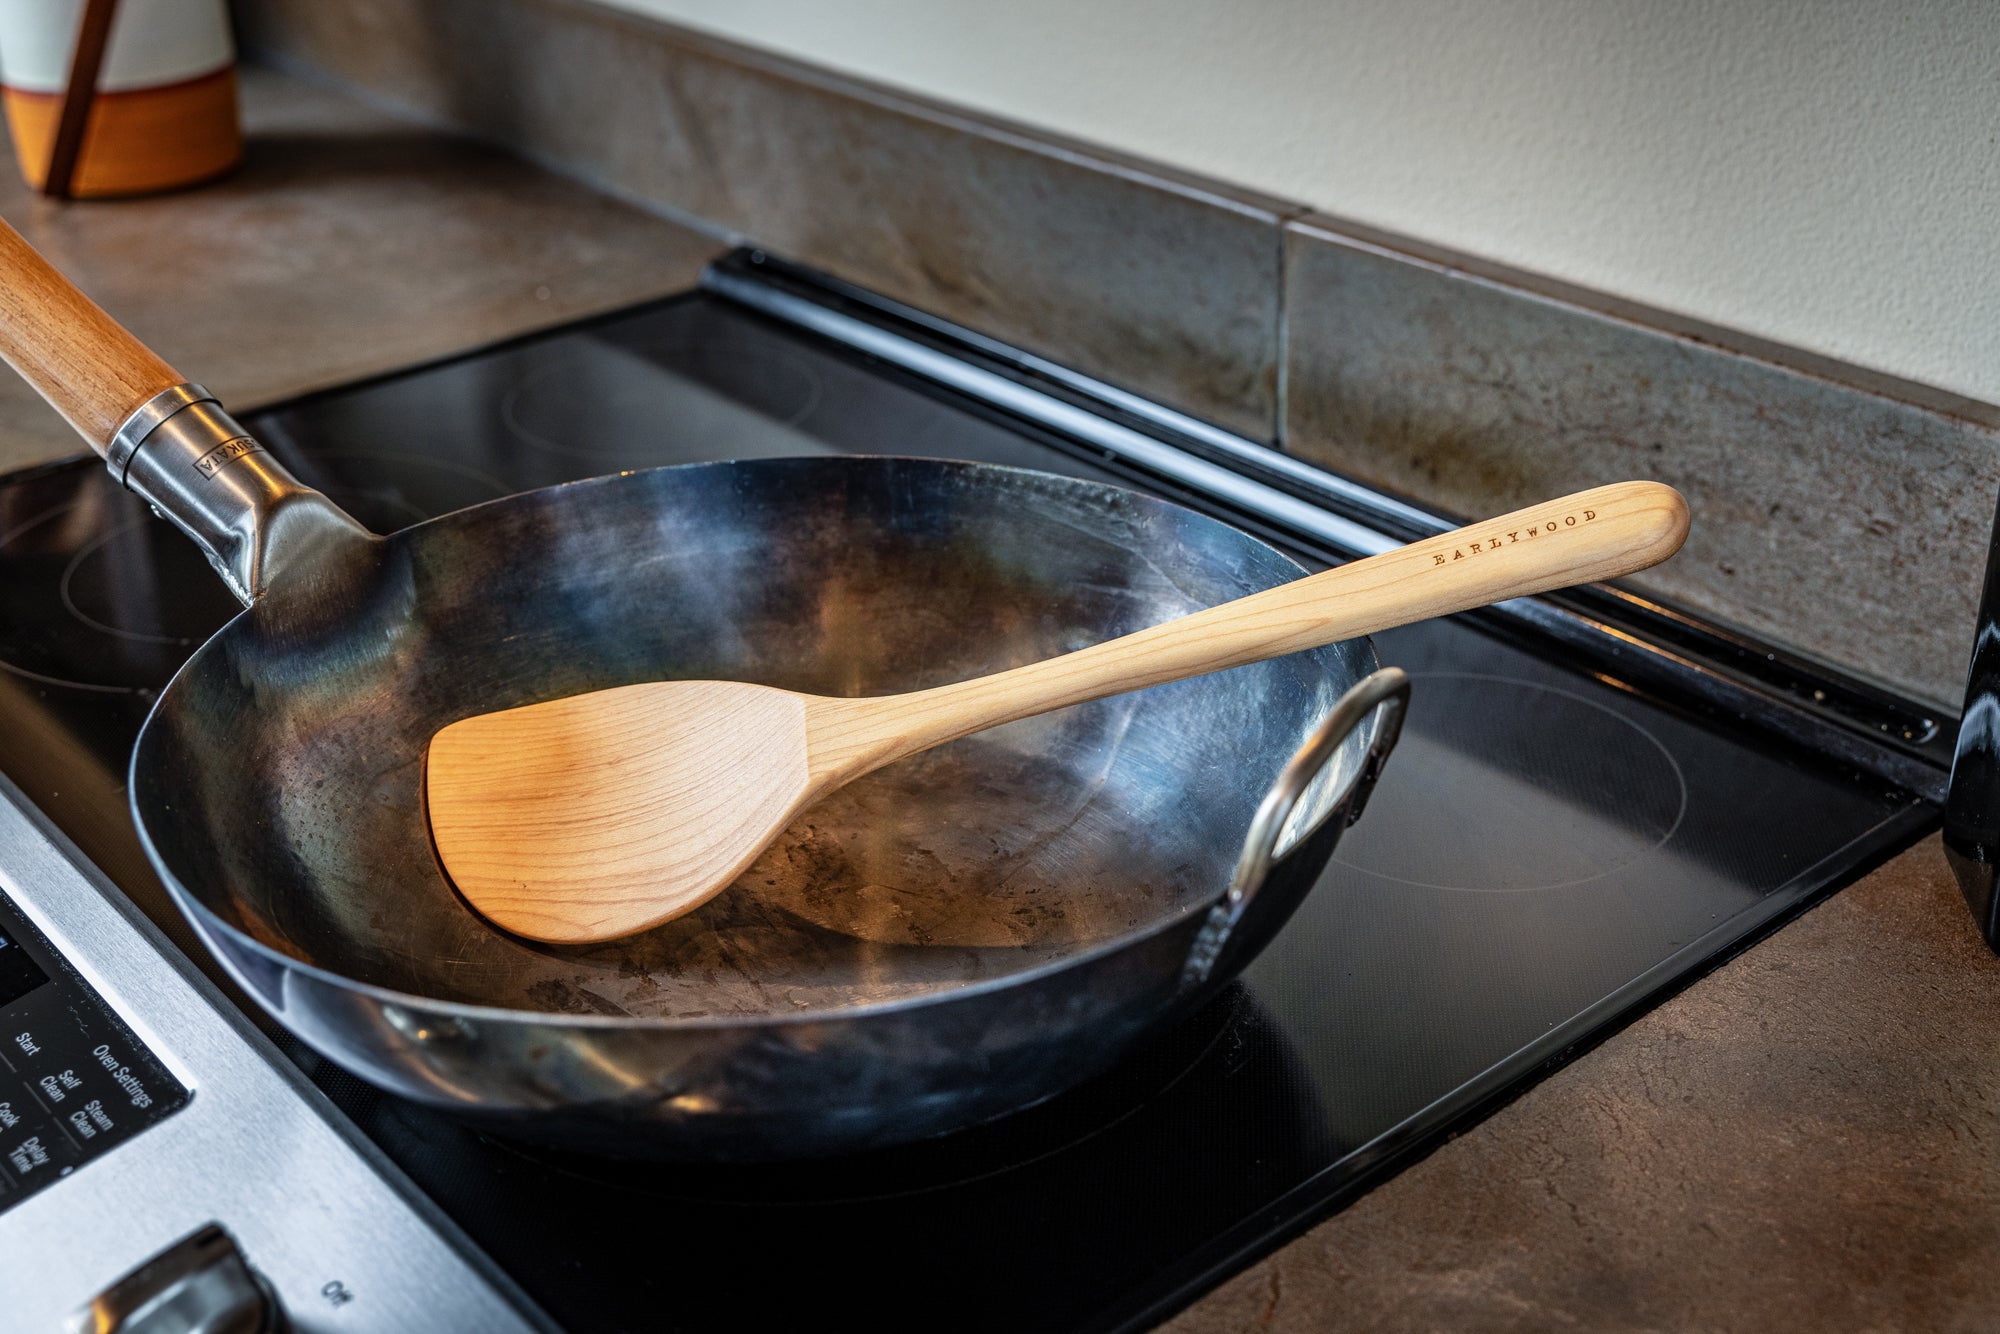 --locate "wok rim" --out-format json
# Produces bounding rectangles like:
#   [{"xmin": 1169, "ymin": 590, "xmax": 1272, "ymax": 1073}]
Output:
[{"xmin": 129, "ymin": 455, "xmax": 1379, "ymax": 1033}]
